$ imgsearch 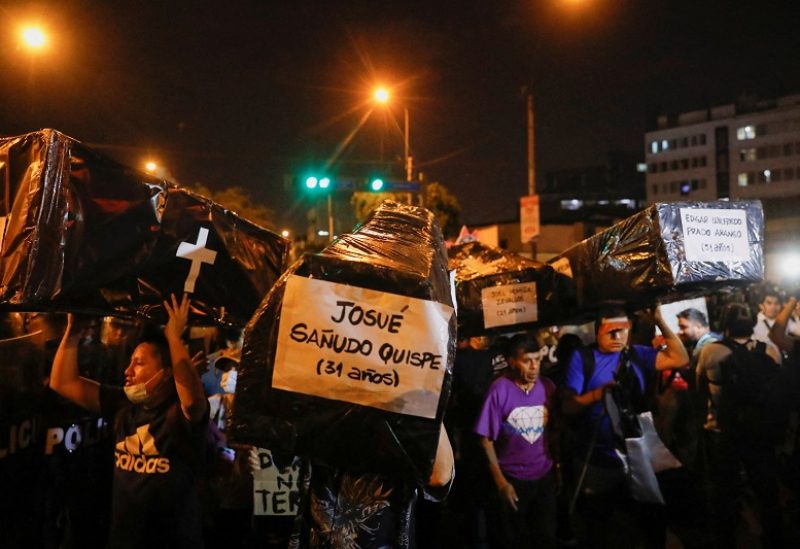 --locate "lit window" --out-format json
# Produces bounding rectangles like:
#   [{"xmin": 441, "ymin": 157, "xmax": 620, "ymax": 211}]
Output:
[
  {"xmin": 637, "ymin": 163, "xmax": 647, "ymax": 173},
  {"xmin": 560, "ymin": 199, "xmax": 583, "ymax": 211},
  {"xmin": 318, "ymin": 230, "xmax": 330, "ymax": 236},
  {"xmin": 661, "ymin": 139, "xmax": 669, "ymax": 150},
  {"xmin": 737, "ymin": 125, "xmax": 756, "ymax": 140},
  {"xmin": 650, "ymin": 141, "xmax": 659, "ymax": 154},
  {"xmin": 738, "ymin": 173, "xmax": 749, "ymax": 187},
  {"xmin": 615, "ymin": 199, "xmax": 636, "ymax": 208},
  {"xmin": 598, "ymin": 200, "xmax": 609, "ymax": 205},
  {"xmin": 764, "ymin": 169, "xmax": 772, "ymax": 183},
  {"xmin": 680, "ymin": 182, "xmax": 691, "ymax": 196}
]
